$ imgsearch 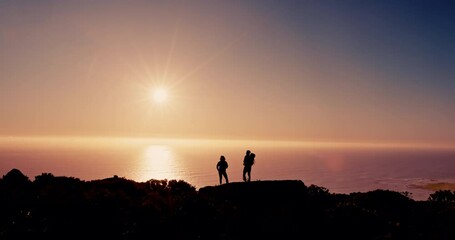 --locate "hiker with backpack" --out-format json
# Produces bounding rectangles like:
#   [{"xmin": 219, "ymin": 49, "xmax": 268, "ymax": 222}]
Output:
[{"xmin": 242, "ymin": 150, "xmax": 255, "ymax": 182}]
